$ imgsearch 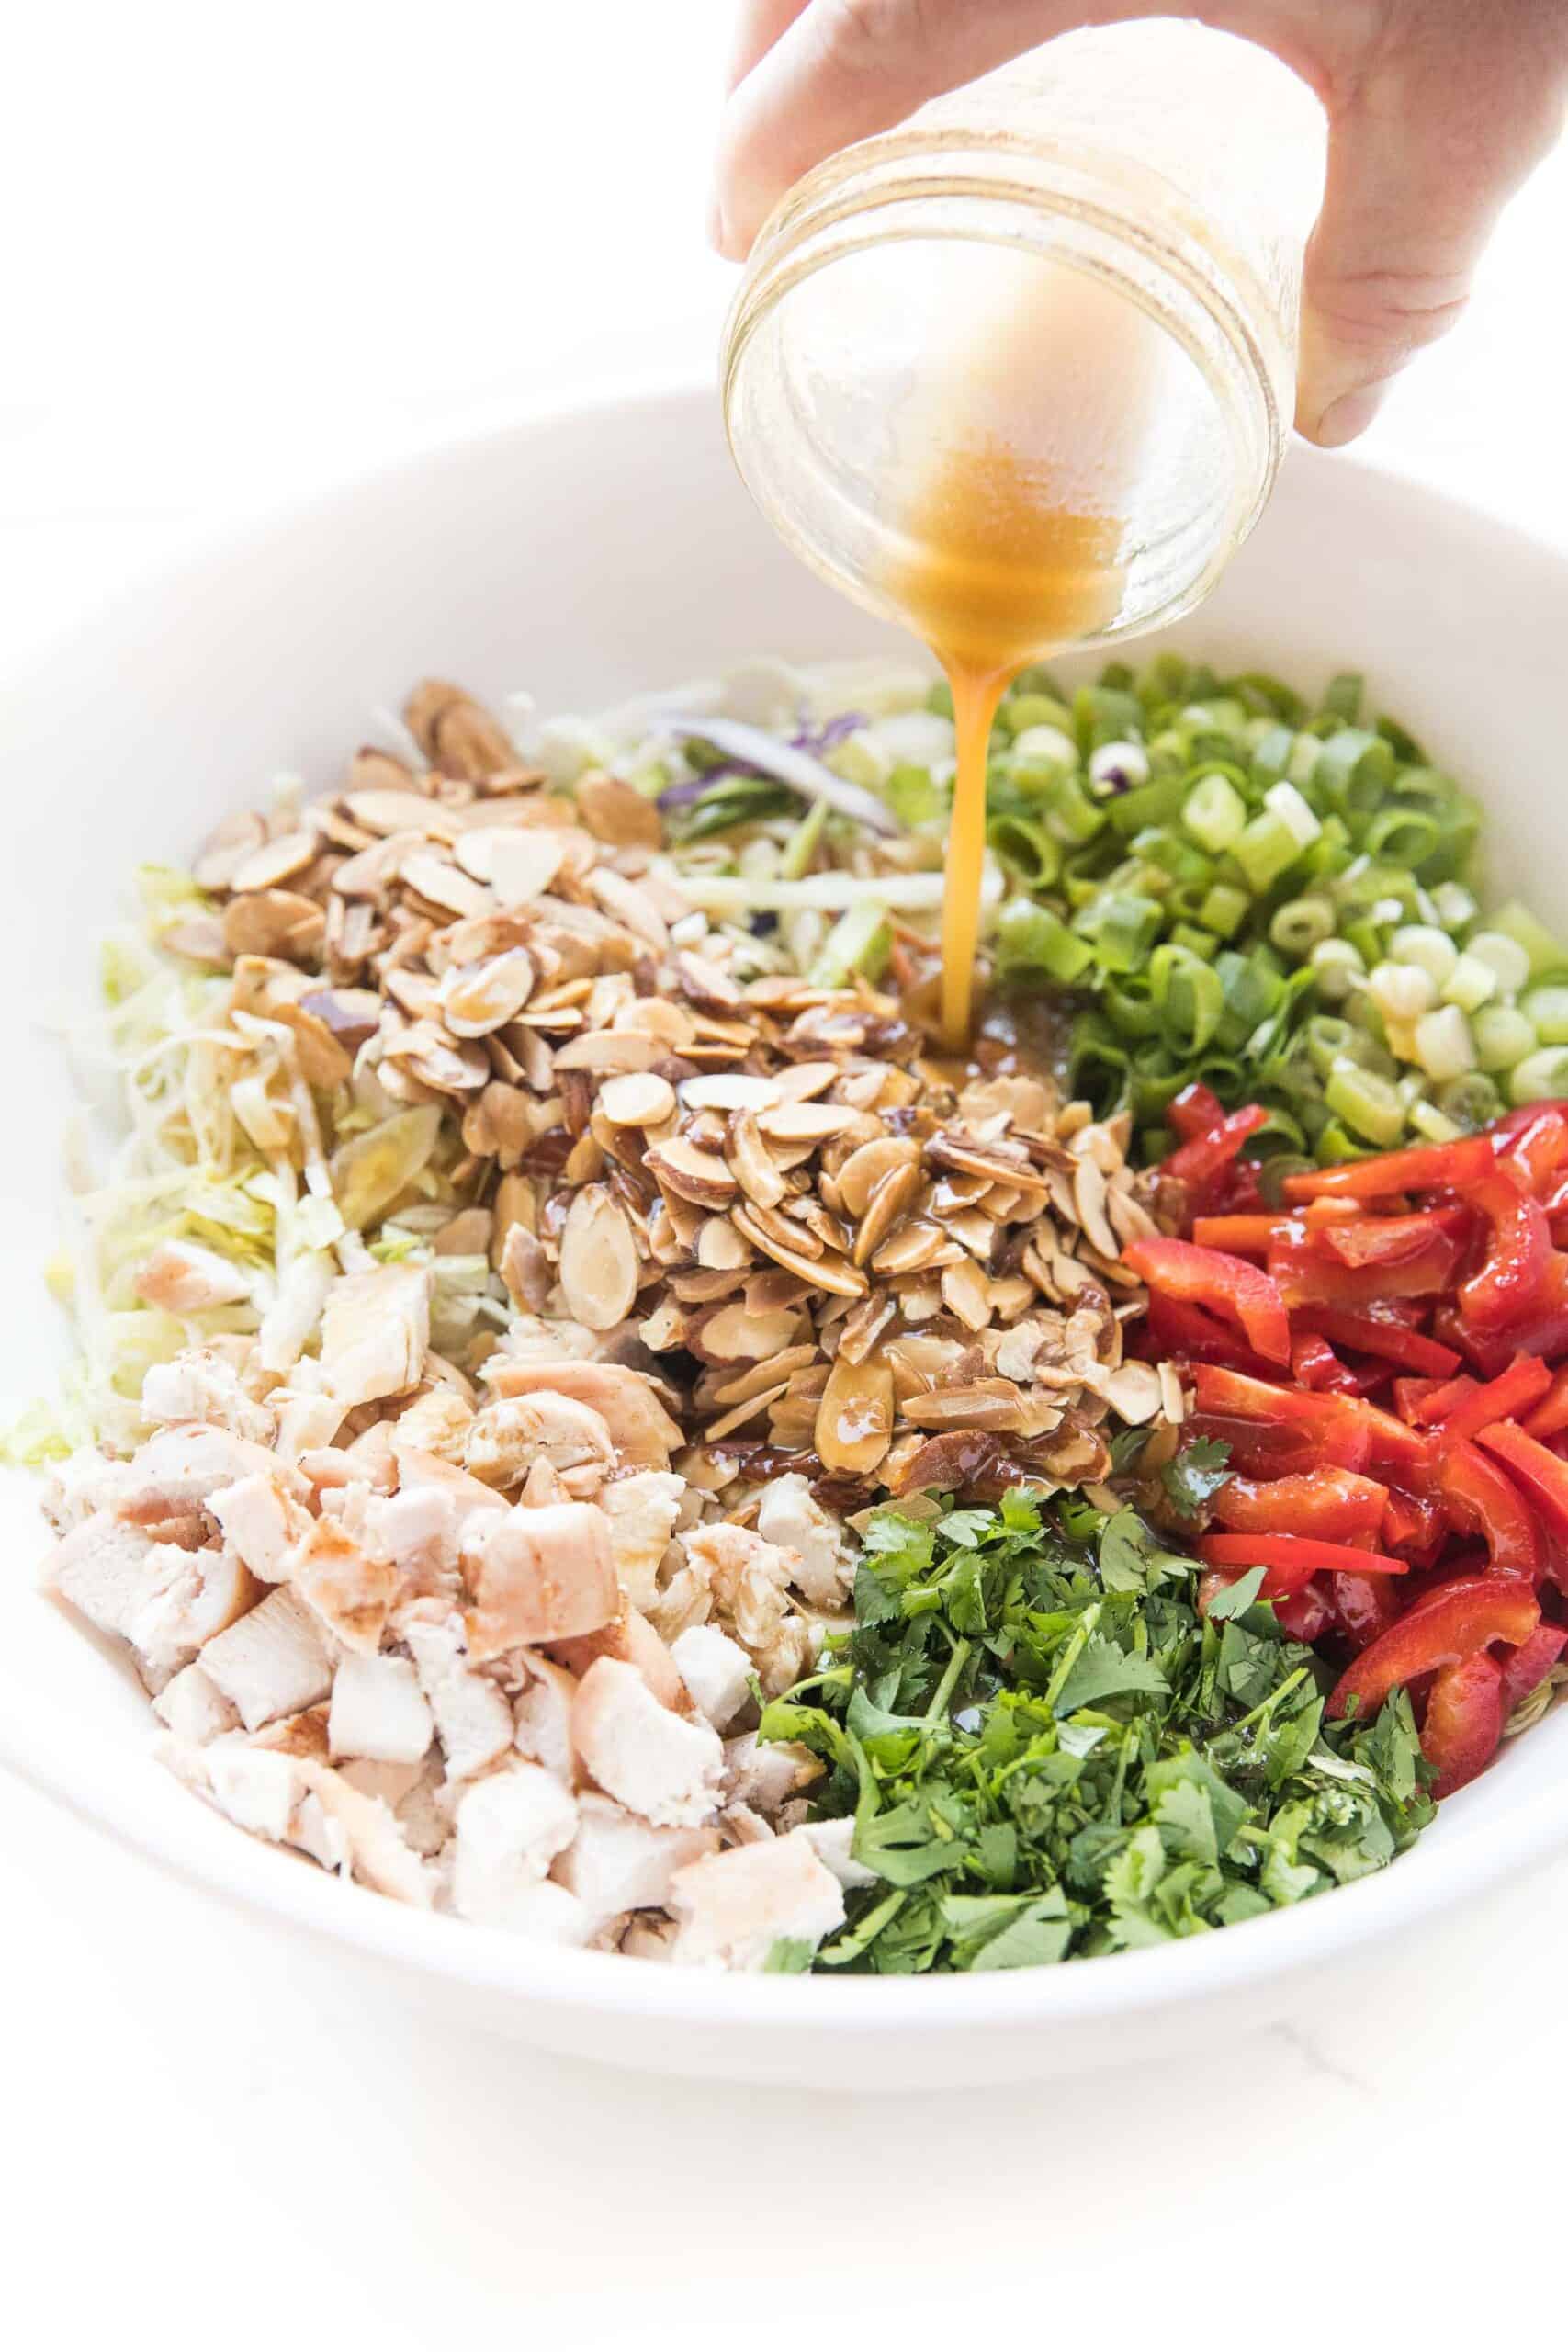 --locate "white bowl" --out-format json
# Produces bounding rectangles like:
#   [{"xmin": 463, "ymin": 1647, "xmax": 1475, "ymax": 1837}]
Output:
[{"xmin": 5, "ymin": 380, "xmax": 1568, "ymax": 2090}]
